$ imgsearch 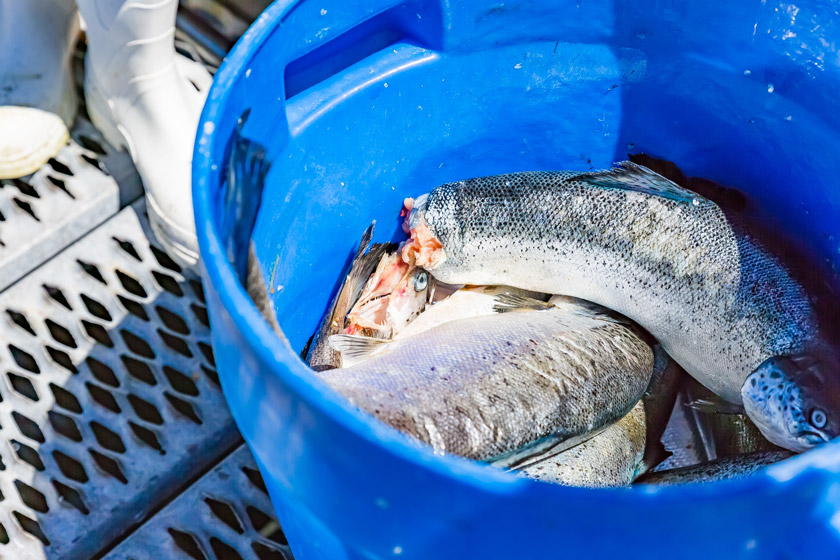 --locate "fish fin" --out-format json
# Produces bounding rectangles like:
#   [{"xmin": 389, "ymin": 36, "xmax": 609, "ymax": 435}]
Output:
[
  {"xmin": 328, "ymin": 334, "xmax": 391, "ymax": 363},
  {"xmin": 574, "ymin": 161, "xmax": 709, "ymax": 206},
  {"xmin": 639, "ymin": 440, "xmax": 672, "ymax": 477},
  {"xmin": 493, "ymin": 293, "xmax": 554, "ymax": 313},
  {"xmin": 686, "ymin": 396, "xmax": 746, "ymax": 415},
  {"xmin": 346, "ymin": 242, "xmax": 392, "ymax": 312}
]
